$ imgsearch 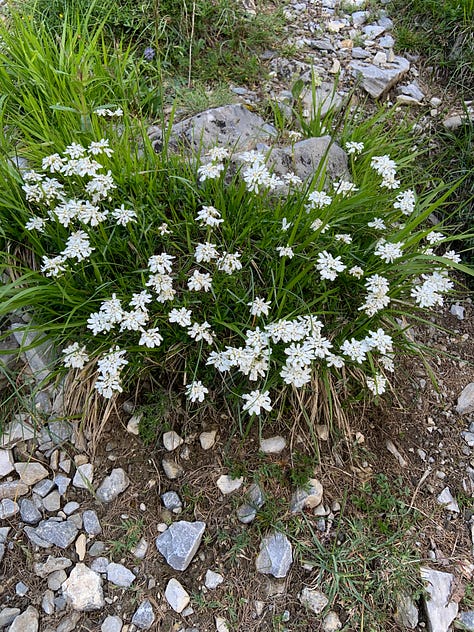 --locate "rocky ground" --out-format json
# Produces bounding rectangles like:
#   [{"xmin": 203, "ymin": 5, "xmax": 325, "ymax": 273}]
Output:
[{"xmin": 1, "ymin": 0, "xmax": 474, "ymax": 631}]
